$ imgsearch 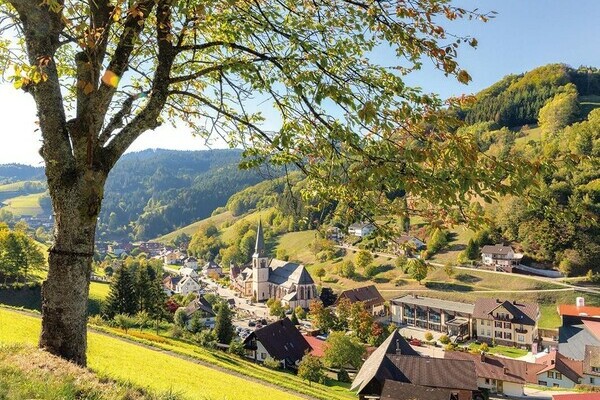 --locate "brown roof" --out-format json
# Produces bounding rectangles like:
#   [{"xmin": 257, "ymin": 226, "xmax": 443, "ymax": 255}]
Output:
[
  {"xmin": 473, "ymin": 298, "xmax": 538, "ymax": 326},
  {"xmin": 583, "ymin": 345, "xmax": 600, "ymax": 376},
  {"xmin": 388, "ymin": 354, "xmax": 478, "ymax": 391},
  {"xmin": 336, "ymin": 285, "xmax": 385, "ymax": 309},
  {"xmin": 536, "ymin": 350, "xmax": 583, "ymax": 384},
  {"xmin": 351, "ymin": 330, "xmax": 419, "ymax": 393},
  {"xmin": 445, "ymin": 351, "xmax": 542, "ymax": 384},
  {"xmin": 243, "ymin": 318, "xmax": 311, "ymax": 365},
  {"xmin": 380, "ymin": 380, "xmax": 452, "ymax": 400}
]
